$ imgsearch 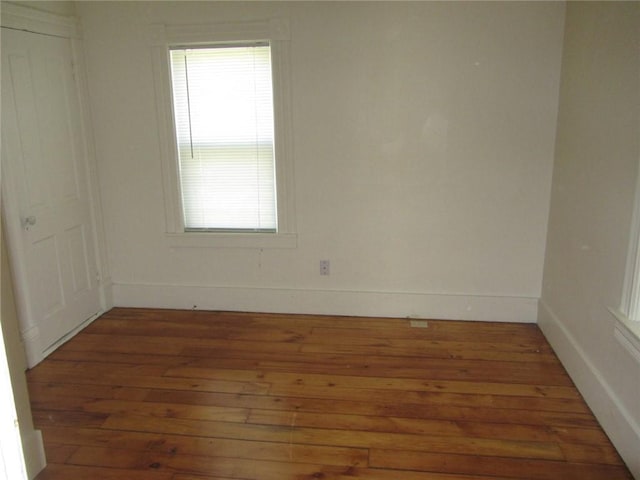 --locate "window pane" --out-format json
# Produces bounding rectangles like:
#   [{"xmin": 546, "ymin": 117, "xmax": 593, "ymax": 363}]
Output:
[{"xmin": 170, "ymin": 44, "xmax": 277, "ymax": 231}]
